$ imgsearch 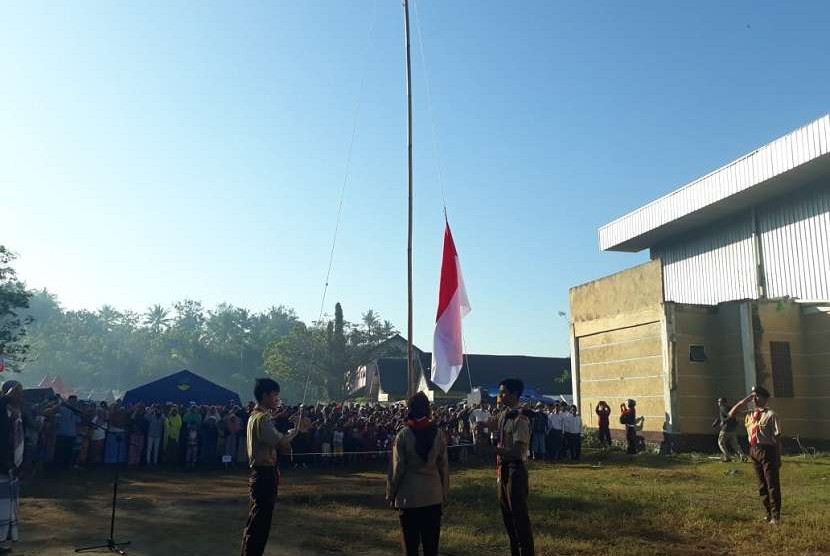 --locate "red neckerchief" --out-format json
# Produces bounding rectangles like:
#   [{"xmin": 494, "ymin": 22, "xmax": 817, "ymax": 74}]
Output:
[{"xmin": 406, "ymin": 417, "xmax": 432, "ymax": 431}]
